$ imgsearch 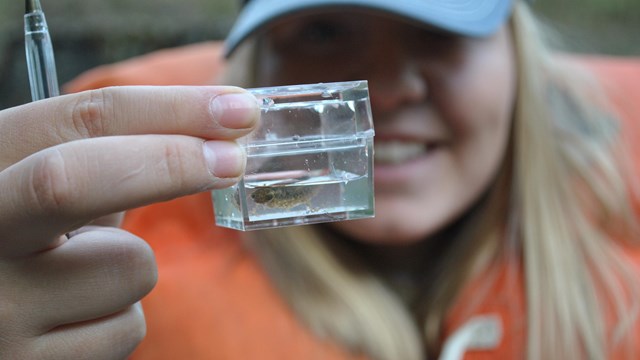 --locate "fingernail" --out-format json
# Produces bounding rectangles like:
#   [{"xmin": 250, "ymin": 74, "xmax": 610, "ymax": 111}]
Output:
[
  {"xmin": 202, "ymin": 141, "xmax": 245, "ymax": 178},
  {"xmin": 209, "ymin": 92, "xmax": 259, "ymax": 129}
]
